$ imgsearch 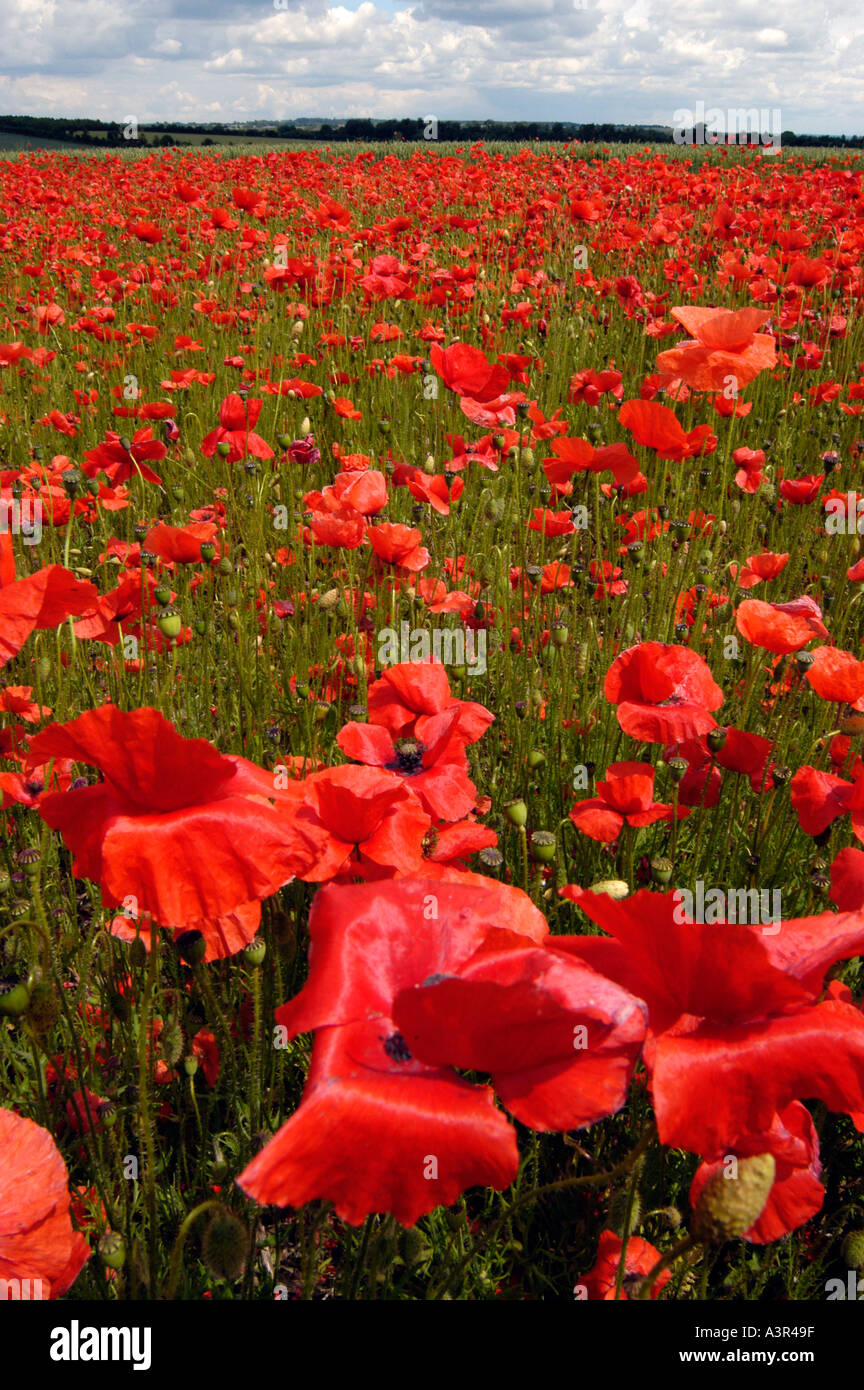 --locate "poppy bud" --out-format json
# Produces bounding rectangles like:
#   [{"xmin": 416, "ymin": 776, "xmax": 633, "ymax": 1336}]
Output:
[
  {"xmin": 202, "ymin": 1210, "xmax": 250, "ymax": 1281},
  {"xmin": 99, "ymin": 1232, "xmax": 126, "ymax": 1271},
  {"xmin": 504, "ymin": 799, "xmax": 528, "ymax": 827},
  {"xmin": 527, "ymin": 749, "xmax": 546, "ymax": 769},
  {"xmin": 193, "ymin": 619, "xmax": 207, "ymax": 637},
  {"xmin": 200, "ymin": 541, "xmax": 216, "ymax": 562},
  {"xmin": 399, "ymin": 1227, "xmax": 431, "ymax": 1268},
  {"xmin": 217, "ymin": 557, "xmax": 233, "ymax": 575},
  {"xmin": 842, "ymin": 1230, "xmax": 864, "ymax": 1270},
  {"xmin": 609, "ymin": 1188, "xmax": 642, "ymax": 1236},
  {"xmin": 160, "ymin": 1019, "xmax": 184, "ymax": 1067},
  {"xmin": 650, "ymin": 856, "xmax": 674, "ymax": 885},
  {"xmin": 157, "ymin": 607, "xmax": 182, "ymax": 639},
  {"xmin": 530, "ymin": 831, "xmax": 556, "ymax": 863},
  {"xmin": 0, "ymin": 976, "xmax": 31, "ymax": 1018},
  {"xmin": 176, "ymin": 930, "xmax": 207, "ymax": 967},
  {"xmin": 589, "ymin": 879, "xmax": 629, "ymax": 900},
  {"xmin": 244, "ymin": 937, "xmax": 267, "ymax": 967},
  {"xmin": 667, "ymin": 756, "xmax": 688, "ymax": 784},
  {"xmin": 706, "ymin": 728, "xmax": 727, "ymax": 753},
  {"xmin": 277, "ymin": 433, "xmax": 292, "ymax": 449},
  {"xmin": 217, "ymin": 441, "xmax": 231, "ymax": 457},
  {"xmin": 692, "ymin": 1154, "xmax": 775, "ymax": 1245},
  {"xmin": 27, "ymin": 981, "xmax": 60, "ymax": 1035}
]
